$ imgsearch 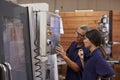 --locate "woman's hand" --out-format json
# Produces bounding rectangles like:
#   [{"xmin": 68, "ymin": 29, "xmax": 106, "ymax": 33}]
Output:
[
  {"xmin": 78, "ymin": 49, "xmax": 84, "ymax": 68},
  {"xmin": 78, "ymin": 49, "xmax": 84, "ymax": 60}
]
